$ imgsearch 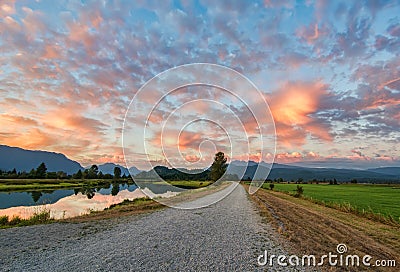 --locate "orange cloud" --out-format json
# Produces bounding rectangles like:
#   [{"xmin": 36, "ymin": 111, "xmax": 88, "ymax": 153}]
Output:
[
  {"xmin": 378, "ymin": 77, "xmax": 400, "ymax": 90},
  {"xmin": 0, "ymin": 128, "xmax": 58, "ymax": 150},
  {"xmin": 275, "ymin": 151, "xmax": 303, "ymax": 163},
  {"xmin": 42, "ymin": 44, "xmax": 62, "ymax": 59},
  {"xmin": 178, "ymin": 131, "xmax": 203, "ymax": 150},
  {"xmin": 0, "ymin": 1, "xmax": 15, "ymax": 16},
  {"xmin": 0, "ymin": 113, "xmax": 38, "ymax": 126},
  {"xmin": 267, "ymin": 81, "xmax": 332, "ymax": 148},
  {"xmin": 297, "ymin": 23, "xmax": 323, "ymax": 44},
  {"xmin": 234, "ymin": 152, "xmax": 264, "ymax": 162},
  {"xmin": 275, "ymin": 151, "xmax": 321, "ymax": 163},
  {"xmin": 185, "ymin": 154, "xmax": 201, "ymax": 163}
]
